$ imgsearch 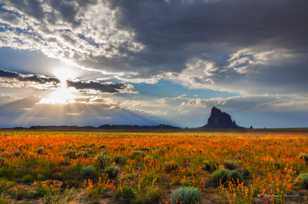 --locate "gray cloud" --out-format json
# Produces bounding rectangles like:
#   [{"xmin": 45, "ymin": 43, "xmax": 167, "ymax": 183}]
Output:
[
  {"xmin": 1, "ymin": 0, "xmax": 308, "ymax": 96},
  {"xmin": 0, "ymin": 68, "xmax": 131, "ymax": 93}
]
